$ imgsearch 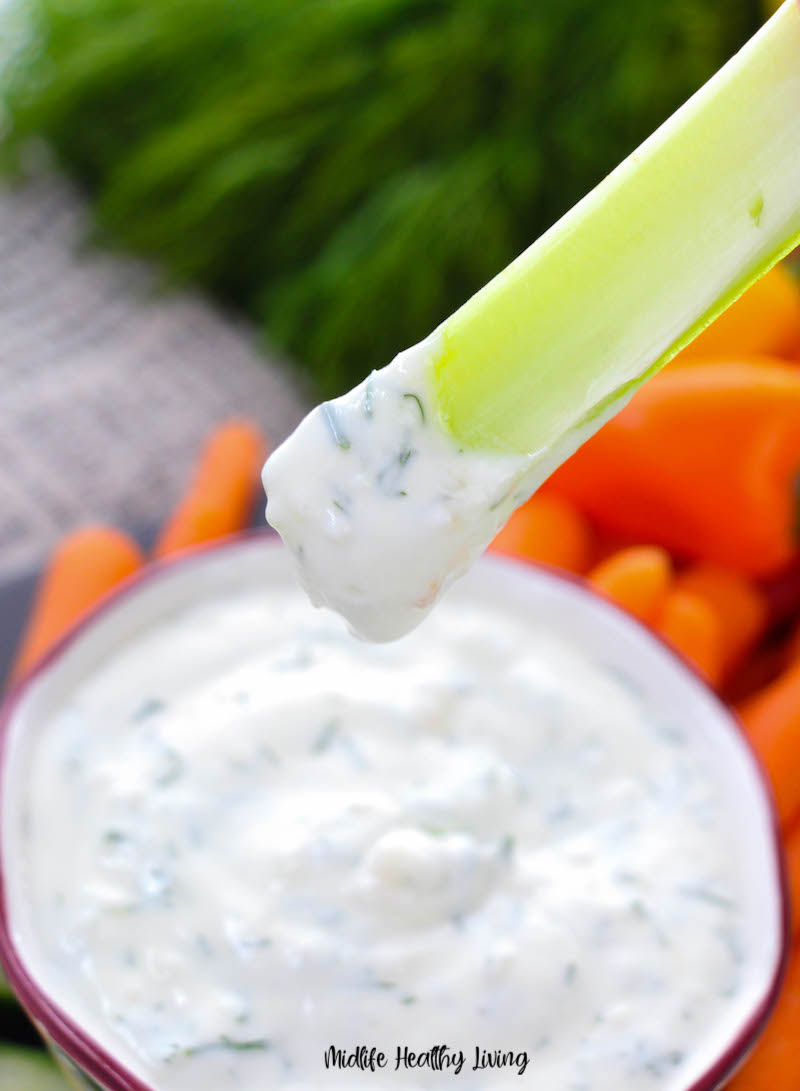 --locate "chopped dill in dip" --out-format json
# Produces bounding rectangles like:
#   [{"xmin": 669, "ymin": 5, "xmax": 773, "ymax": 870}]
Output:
[
  {"xmin": 4, "ymin": 566, "xmax": 765, "ymax": 1091},
  {"xmin": 262, "ymin": 332, "xmax": 624, "ymax": 642},
  {"xmin": 263, "ymin": 333, "xmax": 538, "ymax": 641}
]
